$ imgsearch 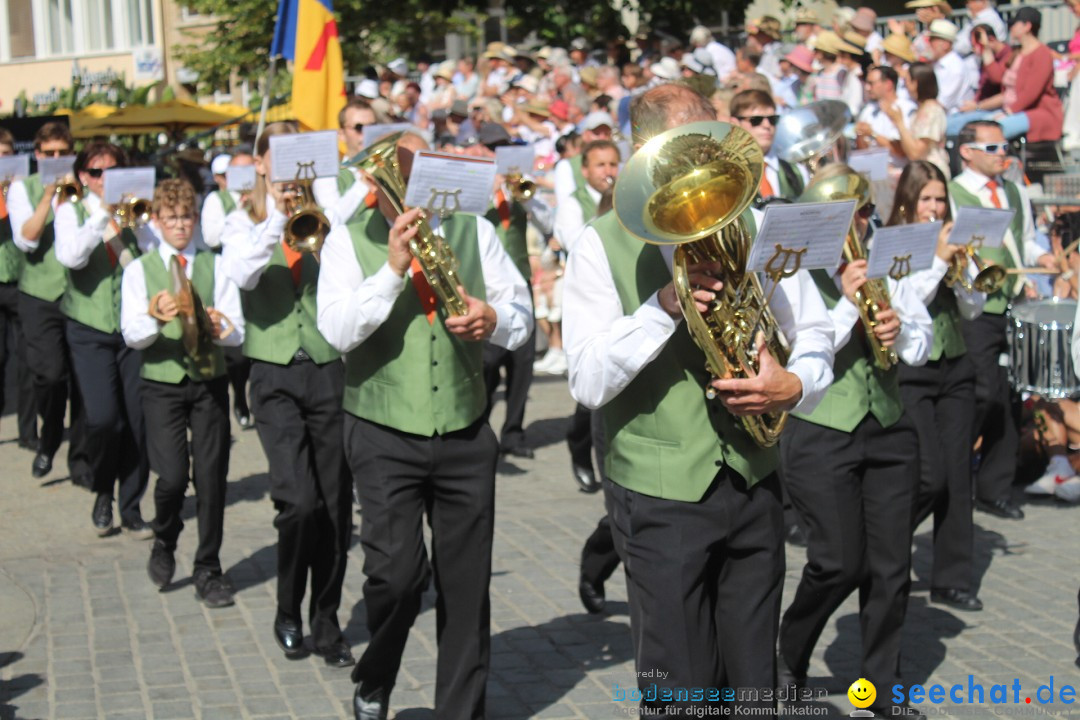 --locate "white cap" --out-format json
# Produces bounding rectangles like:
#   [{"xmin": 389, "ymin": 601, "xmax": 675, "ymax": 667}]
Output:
[
  {"xmin": 356, "ymin": 79, "xmax": 380, "ymax": 99},
  {"xmin": 387, "ymin": 57, "xmax": 409, "ymax": 76},
  {"xmin": 650, "ymin": 56, "xmax": 681, "ymax": 80},
  {"xmin": 928, "ymin": 19, "xmax": 958, "ymax": 42},
  {"xmin": 582, "ymin": 110, "xmax": 615, "ymax": 131},
  {"xmin": 210, "ymin": 154, "xmax": 231, "ymax": 175}
]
